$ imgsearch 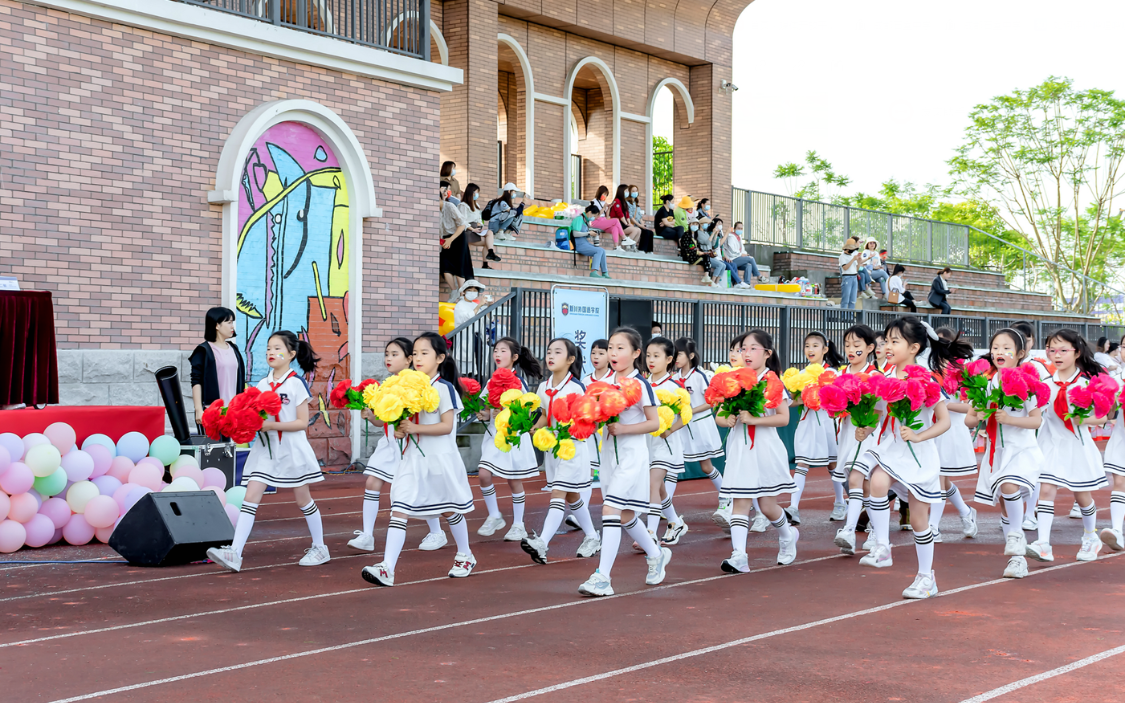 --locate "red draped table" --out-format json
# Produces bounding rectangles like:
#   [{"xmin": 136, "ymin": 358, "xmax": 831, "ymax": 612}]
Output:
[
  {"xmin": 0, "ymin": 406, "xmax": 165, "ymax": 443},
  {"xmin": 0, "ymin": 290, "xmax": 59, "ymax": 406}
]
